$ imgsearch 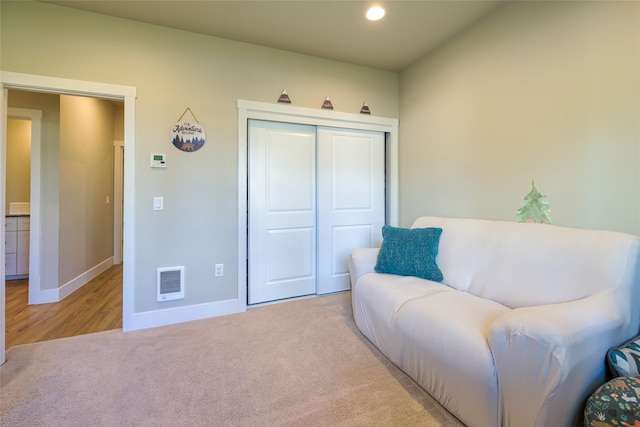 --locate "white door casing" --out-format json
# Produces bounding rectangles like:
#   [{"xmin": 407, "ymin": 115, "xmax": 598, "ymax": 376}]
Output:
[{"xmin": 113, "ymin": 140, "xmax": 124, "ymax": 265}]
